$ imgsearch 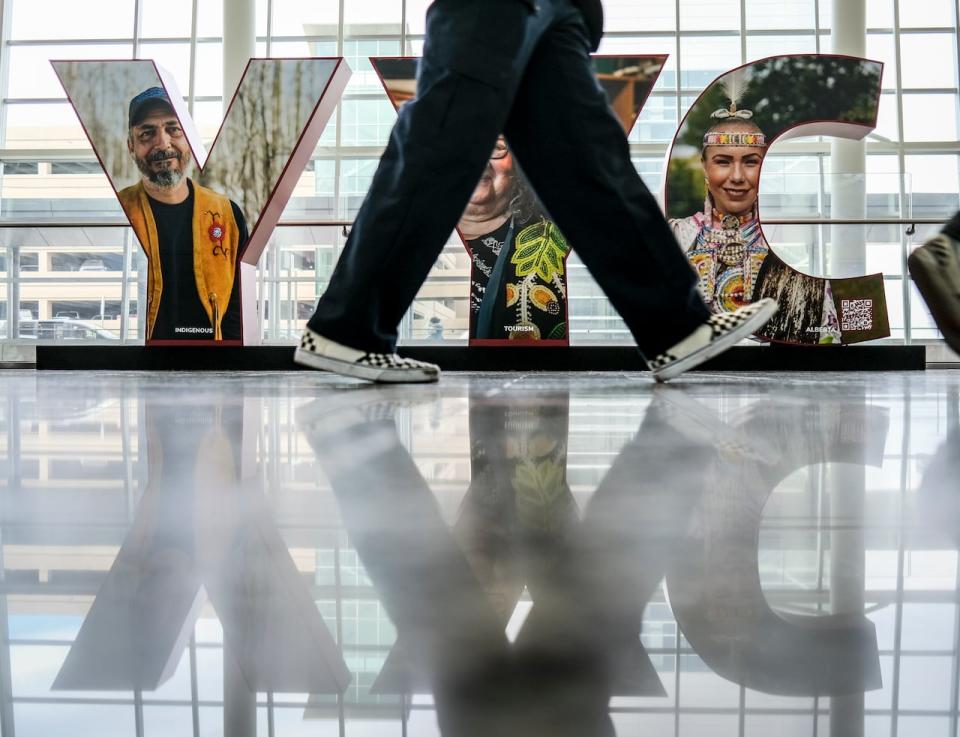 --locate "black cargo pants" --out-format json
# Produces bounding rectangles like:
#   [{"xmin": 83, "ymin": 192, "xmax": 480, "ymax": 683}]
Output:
[{"xmin": 308, "ymin": 0, "xmax": 710, "ymax": 359}]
